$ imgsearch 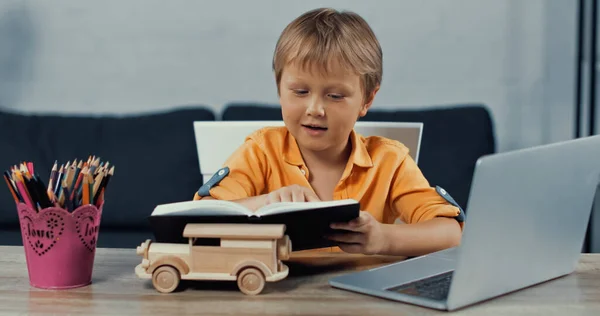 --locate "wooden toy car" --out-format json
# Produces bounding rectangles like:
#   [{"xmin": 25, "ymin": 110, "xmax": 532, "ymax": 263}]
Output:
[{"xmin": 135, "ymin": 223, "xmax": 292, "ymax": 295}]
